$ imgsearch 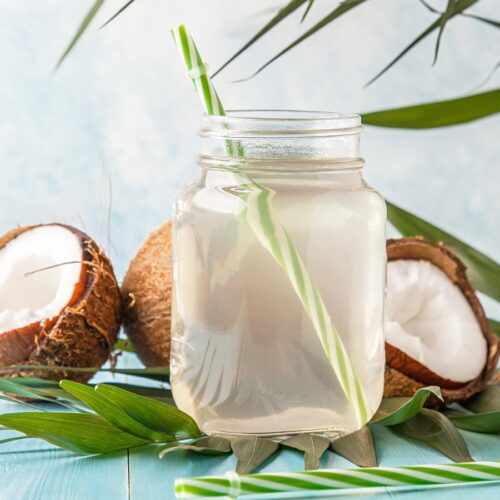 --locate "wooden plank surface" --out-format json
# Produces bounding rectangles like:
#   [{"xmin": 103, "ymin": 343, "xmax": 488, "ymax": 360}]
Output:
[
  {"xmin": 0, "ymin": 401, "xmax": 128, "ymax": 500},
  {"xmin": 1, "ymin": 399, "xmax": 499, "ymax": 499},
  {"xmin": 131, "ymin": 425, "xmax": 500, "ymax": 499}
]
